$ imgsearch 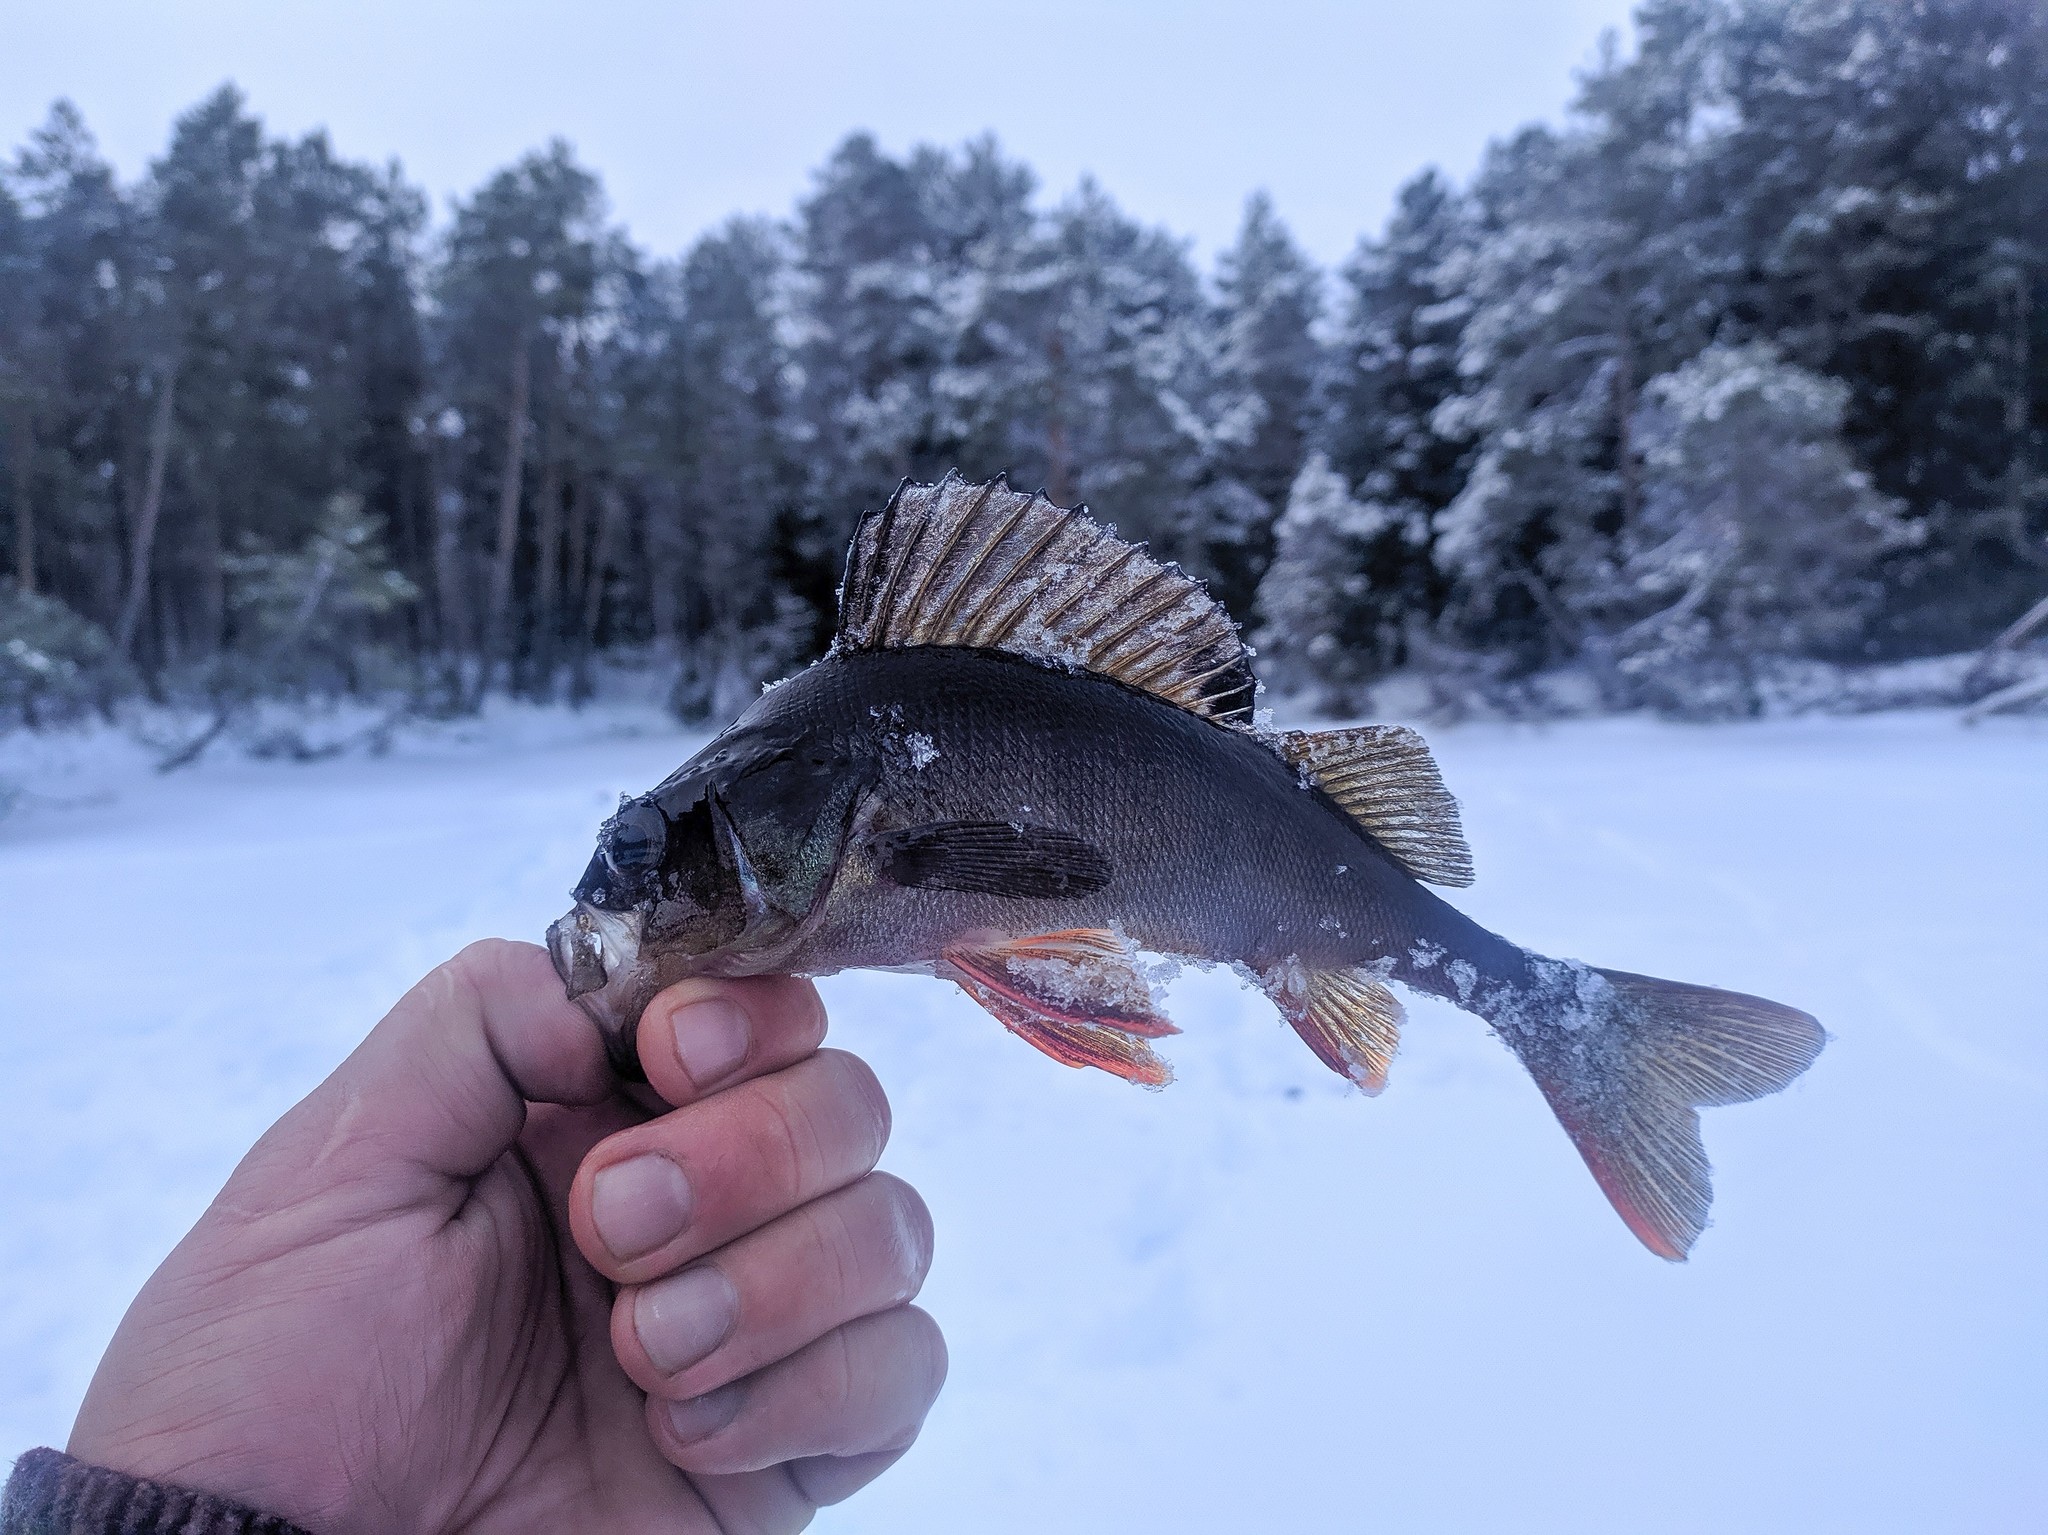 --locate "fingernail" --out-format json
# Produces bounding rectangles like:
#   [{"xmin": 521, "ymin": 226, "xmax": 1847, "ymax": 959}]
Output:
[
  {"xmin": 669, "ymin": 998, "xmax": 750, "ymax": 1091},
  {"xmin": 665, "ymin": 1382, "xmax": 744, "ymax": 1445},
  {"xmin": 635, "ymin": 1265, "xmax": 739, "ymax": 1374},
  {"xmin": 591, "ymin": 1155, "xmax": 693, "ymax": 1260}
]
